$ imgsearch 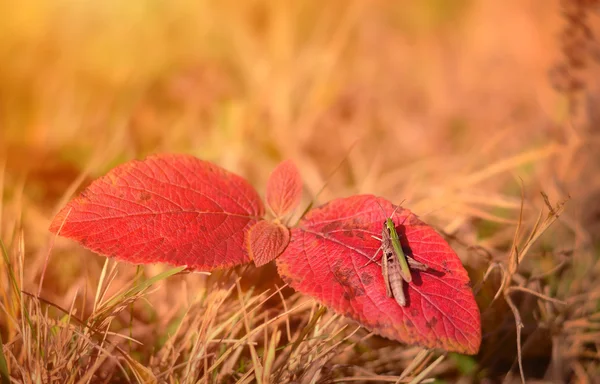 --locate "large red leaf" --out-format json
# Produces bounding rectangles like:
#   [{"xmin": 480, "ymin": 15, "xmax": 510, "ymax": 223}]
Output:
[
  {"xmin": 276, "ymin": 194, "xmax": 481, "ymax": 354},
  {"xmin": 265, "ymin": 159, "xmax": 303, "ymax": 219},
  {"xmin": 49, "ymin": 154, "xmax": 265, "ymax": 270}
]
